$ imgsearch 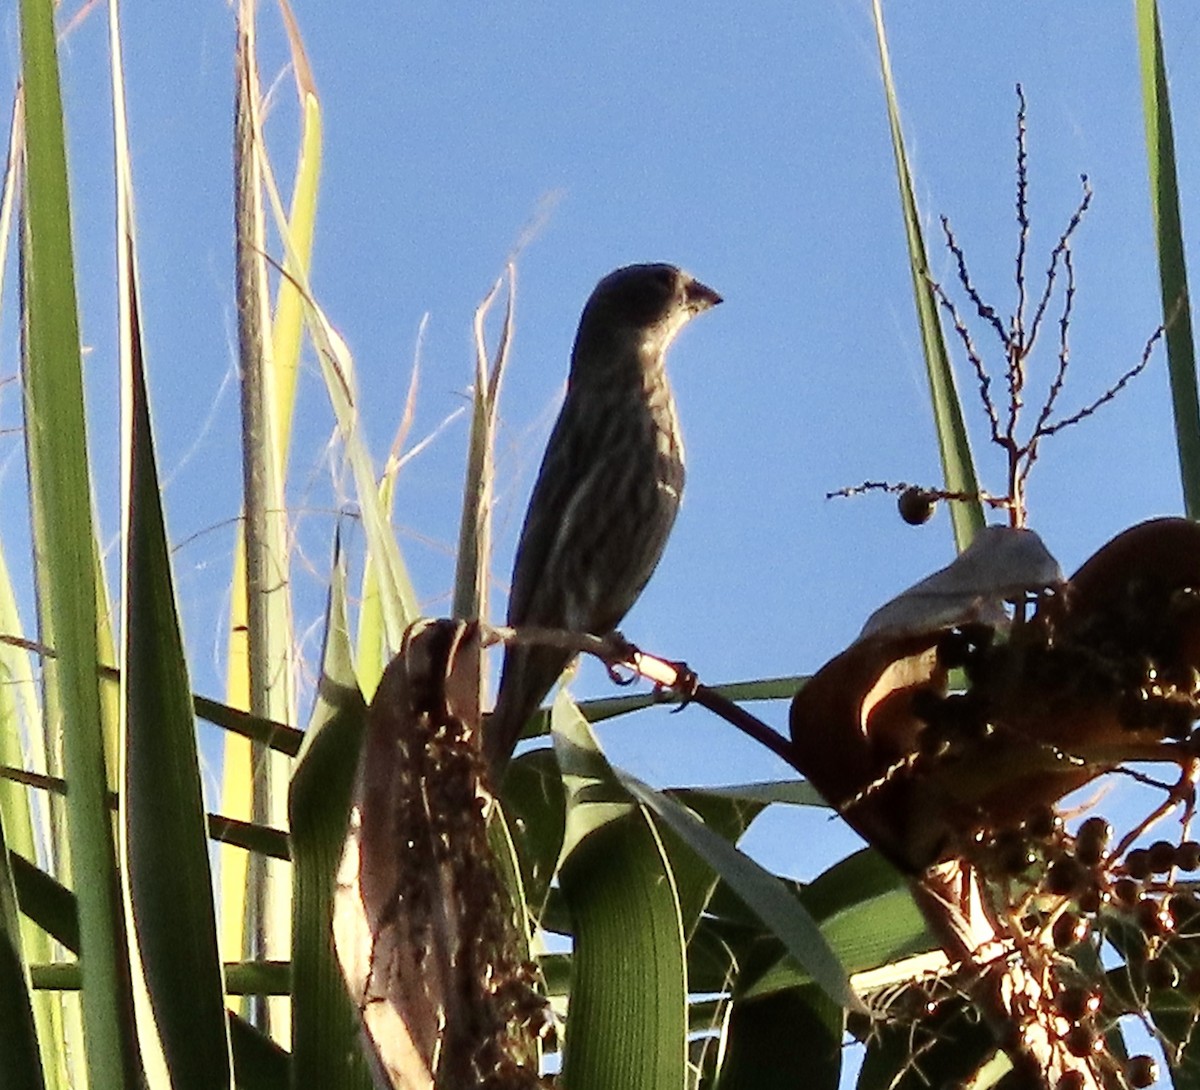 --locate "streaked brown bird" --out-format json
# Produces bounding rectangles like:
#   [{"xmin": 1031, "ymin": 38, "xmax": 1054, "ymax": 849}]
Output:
[{"xmin": 486, "ymin": 263, "xmax": 721, "ymax": 781}]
